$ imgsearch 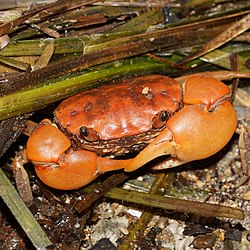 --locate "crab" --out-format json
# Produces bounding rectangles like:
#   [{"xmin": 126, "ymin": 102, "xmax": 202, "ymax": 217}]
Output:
[{"xmin": 26, "ymin": 74, "xmax": 239, "ymax": 190}]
